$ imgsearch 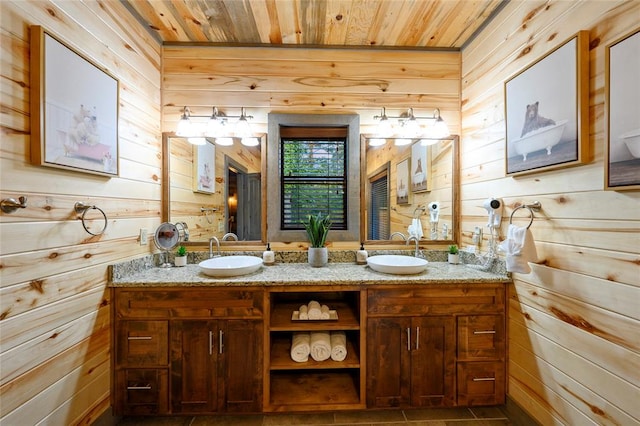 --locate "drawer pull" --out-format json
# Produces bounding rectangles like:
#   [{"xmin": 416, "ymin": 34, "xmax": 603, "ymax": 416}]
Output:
[
  {"xmin": 473, "ymin": 330, "xmax": 496, "ymax": 335},
  {"xmin": 406, "ymin": 328, "xmax": 411, "ymax": 351},
  {"xmin": 127, "ymin": 385, "xmax": 152, "ymax": 390},
  {"xmin": 209, "ymin": 331, "xmax": 213, "ymax": 355},
  {"xmin": 127, "ymin": 336, "xmax": 152, "ymax": 340},
  {"xmin": 415, "ymin": 326, "xmax": 420, "ymax": 350},
  {"xmin": 472, "ymin": 377, "xmax": 496, "ymax": 382},
  {"xmin": 219, "ymin": 330, "xmax": 224, "ymax": 354}
]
